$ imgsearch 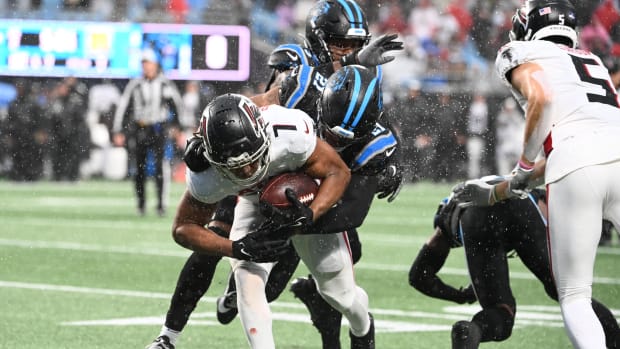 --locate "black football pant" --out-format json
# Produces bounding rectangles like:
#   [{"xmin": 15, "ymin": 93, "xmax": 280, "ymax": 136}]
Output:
[
  {"xmin": 133, "ymin": 124, "xmax": 167, "ymax": 211},
  {"xmin": 460, "ymin": 199, "xmax": 620, "ymax": 346}
]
